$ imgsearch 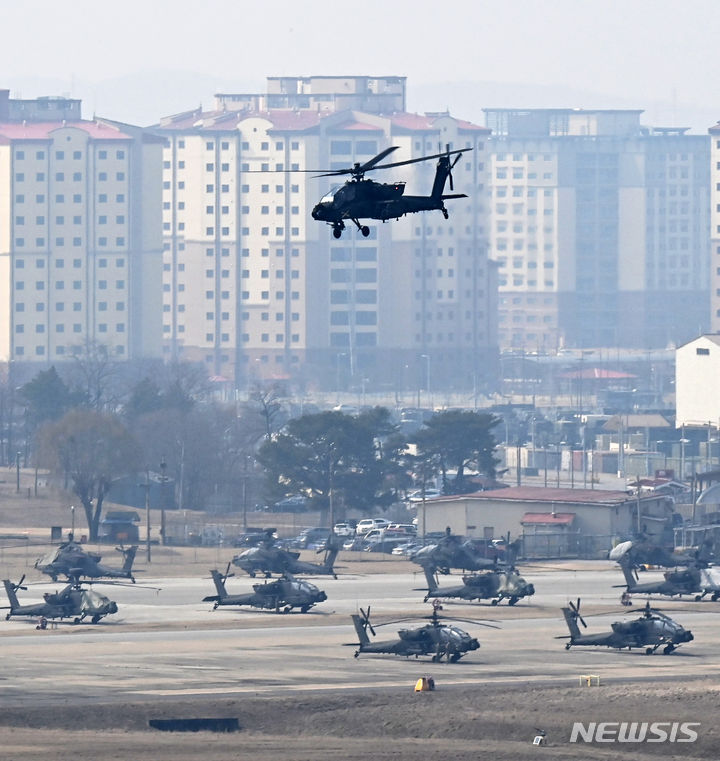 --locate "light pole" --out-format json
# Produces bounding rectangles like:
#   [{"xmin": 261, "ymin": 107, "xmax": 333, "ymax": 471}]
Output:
[
  {"xmin": 70, "ymin": 505, "xmax": 75, "ymax": 538},
  {"xmin": 159, "ymin": 458, "xmax": 168, "ymax": 547},
  {"xmin": 15, "ymin": 450, "xmax": 20, "ymax": 493},
  {"xmin": 420, "ymin": 354, "xmax": 430, "ymax": 408}
]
